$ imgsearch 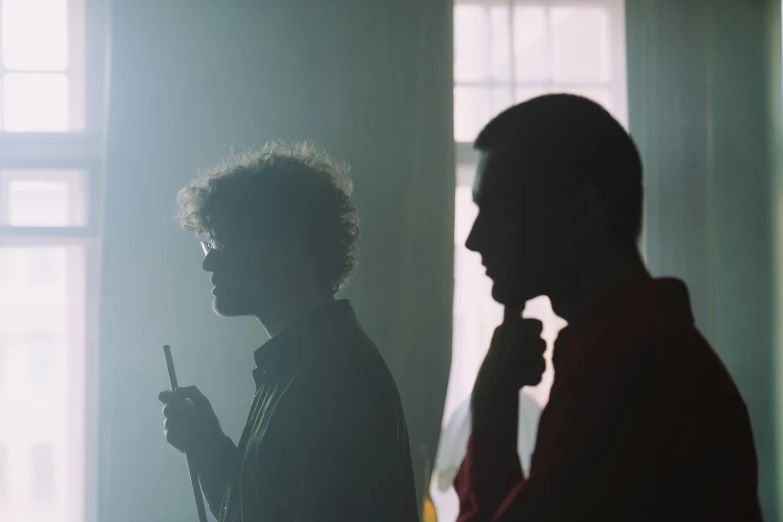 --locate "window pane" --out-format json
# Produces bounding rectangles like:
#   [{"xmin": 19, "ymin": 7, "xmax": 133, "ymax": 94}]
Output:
[
  {"xmin": 550, "ymin": 7, "xmax": 610, "ymax": 82},
  {"xmin": 0, "ymin": 169, "xmax": 87, "ymax": 227},
  {"xmin": 454, "ymin": 86, "xmax": 491, "ymax": 142},
  {"xmin": 3, "ymin": 73, "xmax": 69, "ymax": 132},
  {"xmin": 0, "ymin": 344, "xmax": 5, "ymax": 390},
  {"xmin": 454, "ymin": 5, "xmax": 490, "ymax": 82},
  {"xmin": 0, "ymin": 445, "xmax": 6, "ymax": 499},
  {"xmin": 489, "ymin": 6, "xmax": 511, "ymax": 82},
  {"xmin": 515, "ymin": 86, "xmax": 548, "ymax": 104},
  {"xmin": 490, "ymin": 87, "xmax": 513, "ymax": 116},
  {"xmin": 513, "ymin": 6, "xmax": 547, "ymax": 82},
  {"xmin": 2, "ymin": 0, "xmax": 68, "ymax": 71},
  {"xmin": 0, "ymin": 246, "xmax": 77, "ymax": 522},
  {"xmin": 456, "ymin": 162, "xmax": 476, "ymax": 187},
  {"xmin": 26, "ymin": 333, "xmax": 60, "ymax": 388},
  {"xmin": 8, "ymin": 181, "xmax": 70, "ymax": 226},
  {"xmin": 31, "ymin": 444, "xmax": 56, "ymax": 503},
  {"xmin": 555, "ymin": 86, "xmax": 612, "ymax": 112},
  {"xmin": 27, "ymin": 250, "xmax": 66, "ymax": 285}
]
